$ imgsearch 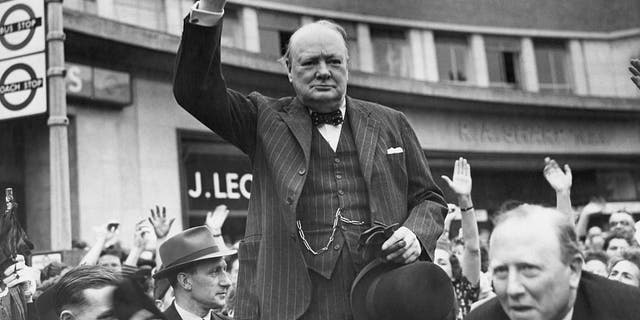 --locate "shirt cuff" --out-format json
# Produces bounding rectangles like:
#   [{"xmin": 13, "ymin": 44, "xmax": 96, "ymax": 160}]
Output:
[{"xmin": 190, "ymin": 1, "xmax": 224, "ymax": 27}]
